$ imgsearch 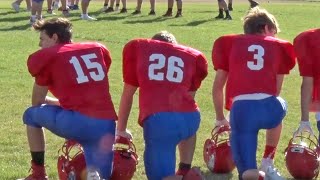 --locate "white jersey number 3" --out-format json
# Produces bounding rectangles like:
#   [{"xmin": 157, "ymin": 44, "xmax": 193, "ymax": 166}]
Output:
[
  {"xmin": 148, "ymin": 54, "xmax": 184, "ymax": 83},
  {"xmin": 247, "ymin": 45, "xmax": 265, "ymax": 71},
  {"xmin": 69, "ymin": 53, "xmax": 105, "ymax": 84}
]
